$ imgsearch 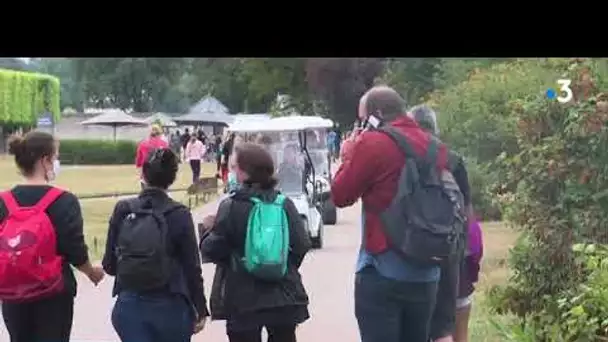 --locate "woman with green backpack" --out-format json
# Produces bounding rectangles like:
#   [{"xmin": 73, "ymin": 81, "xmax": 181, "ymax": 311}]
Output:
[{"xmin": 199, "ymin": 142, "xmax": 312, "ymax": 342}]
